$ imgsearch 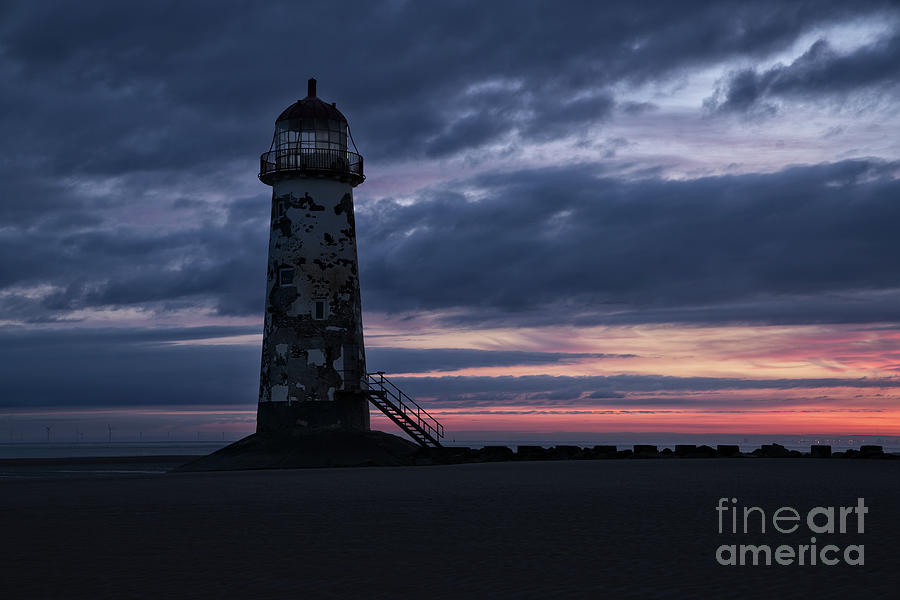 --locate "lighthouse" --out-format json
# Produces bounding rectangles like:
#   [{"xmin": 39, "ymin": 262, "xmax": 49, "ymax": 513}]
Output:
[
  {"xmin": 179, "ymin": 80, "xmax": 445, "ymax": 470},
  {"xmin": 256, "ymin": 78, "xmax": 369, "ymax": 435}
]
